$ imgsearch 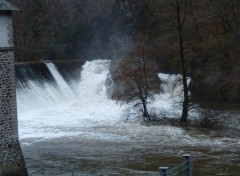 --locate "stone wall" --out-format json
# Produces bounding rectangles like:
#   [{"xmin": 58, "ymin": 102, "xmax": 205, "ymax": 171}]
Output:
[{"xmin": 0, "ymin": 50, "xmax": 28, "ymax": 176}]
